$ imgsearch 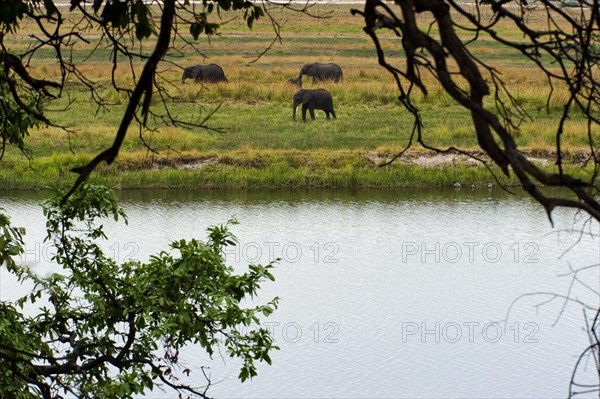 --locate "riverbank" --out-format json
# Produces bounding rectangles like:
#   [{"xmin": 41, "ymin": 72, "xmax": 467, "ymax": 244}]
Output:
[{"xmin": 1, "ymin": 148, "xmax": 589, "ymax": 190}]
